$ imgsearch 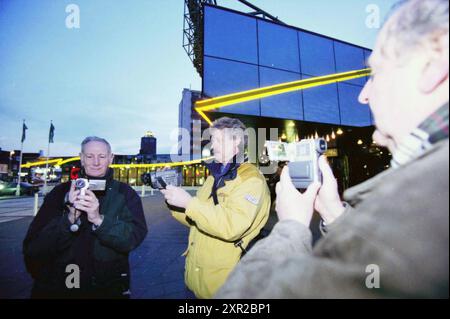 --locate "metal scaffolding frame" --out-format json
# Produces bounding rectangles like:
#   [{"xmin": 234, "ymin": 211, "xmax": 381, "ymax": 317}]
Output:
[
  {"xmin": 183, "ymin": 0, "xmax": 217, "ymax": 76},
  {"xmin": 183, "ymin": 0, "xmax": 285, "ymax": 77}
]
